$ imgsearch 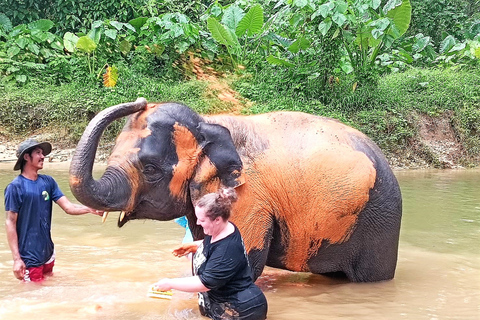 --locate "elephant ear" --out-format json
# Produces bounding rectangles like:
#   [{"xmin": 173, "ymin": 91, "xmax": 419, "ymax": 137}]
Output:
[{"xmin": 189, "ymin": 122, "xmax": 245, "ymax": 203}]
